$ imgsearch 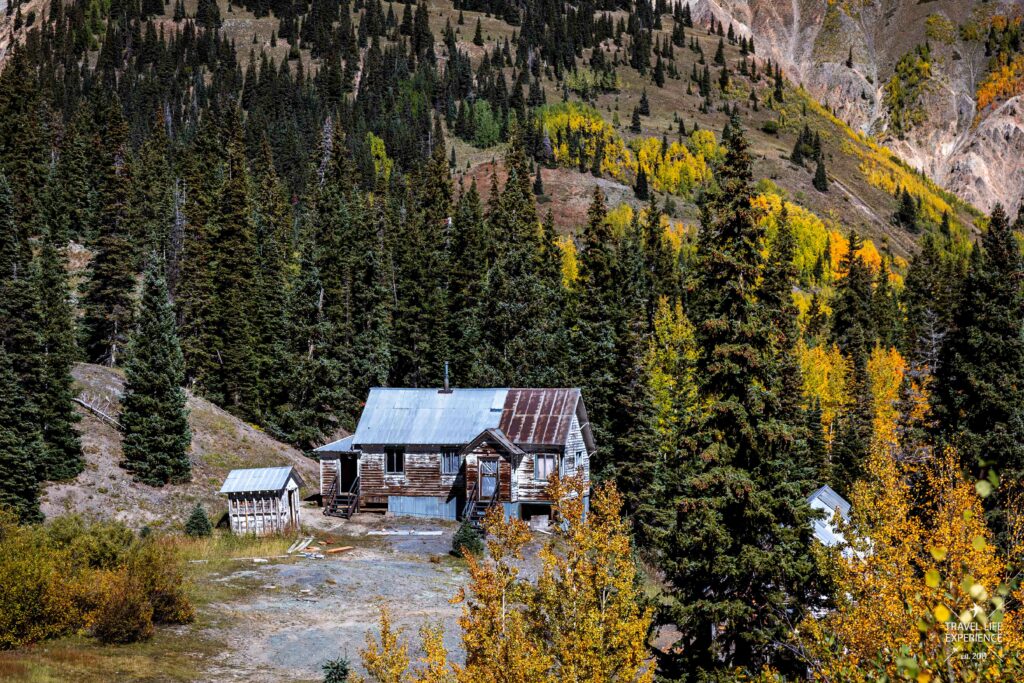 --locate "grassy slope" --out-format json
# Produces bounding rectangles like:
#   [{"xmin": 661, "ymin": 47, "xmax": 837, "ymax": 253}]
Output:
[{"xmin": 39, "ymin": 363, "xmax": 318, "ymax": 530}]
